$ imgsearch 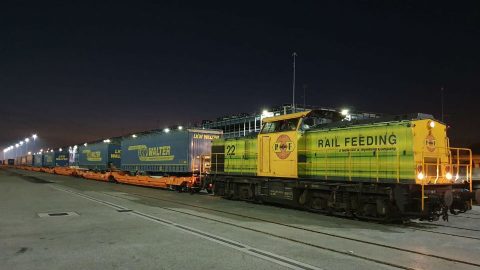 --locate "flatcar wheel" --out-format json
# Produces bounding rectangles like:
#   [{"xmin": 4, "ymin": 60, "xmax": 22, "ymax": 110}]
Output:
[{"xmin": 108, "ymin": 175, "xmax": 117, "ymax": 183}]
